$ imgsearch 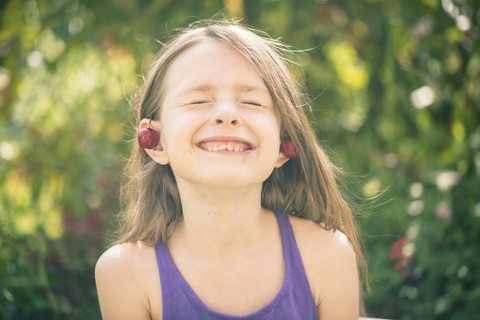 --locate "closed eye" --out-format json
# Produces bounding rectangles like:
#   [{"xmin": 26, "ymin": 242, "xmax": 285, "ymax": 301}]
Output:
[
  {"xmin": 242, "ymin": 101, "xmax": 263, "ymax": 107},
  {"xmin": 191, "ymin": 100, "xmax": 211, "ymax": 105}
]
